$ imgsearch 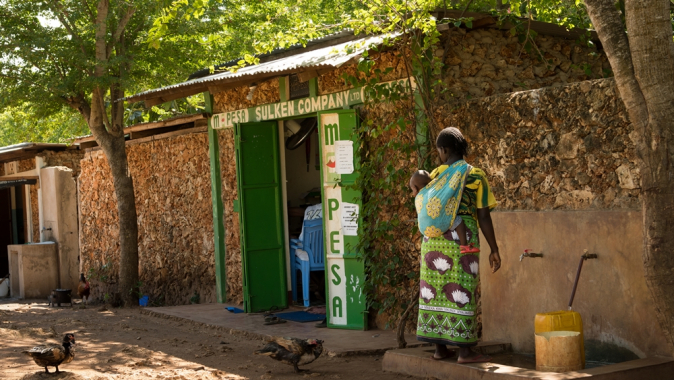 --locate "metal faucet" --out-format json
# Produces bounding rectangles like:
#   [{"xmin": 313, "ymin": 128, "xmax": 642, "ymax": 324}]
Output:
[
  {"xmin": 568, "ymin": 250, "xmax": 598, "ymax": 309},
  {"xmin": 519, "ymin": 249, "xmax": 543, "ymax": 262}
]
